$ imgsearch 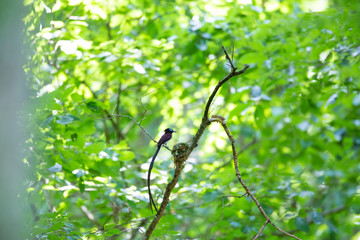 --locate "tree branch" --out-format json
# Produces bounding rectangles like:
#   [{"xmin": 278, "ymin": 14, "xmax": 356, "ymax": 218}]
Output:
[
  {"xmin": 144, "ymin": 46, "xmax": 249, "ymax": 239},
  {"xmin": 210, "ymin": 116, "xmax": 301, "ymax": 240},
  {"xmin": 253, "ymin": 219, "xmax": 269, "ymax": 239},
  {"xmin": 115, "ymin": 83, "xmax": 122, "ymax": 125}
]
